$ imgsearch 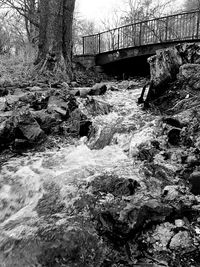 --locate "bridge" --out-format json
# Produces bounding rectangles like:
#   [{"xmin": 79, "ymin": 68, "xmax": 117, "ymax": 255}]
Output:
[{"xmin": 77, "ymin": 10, "xmax": 200, "ymax": 72}]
